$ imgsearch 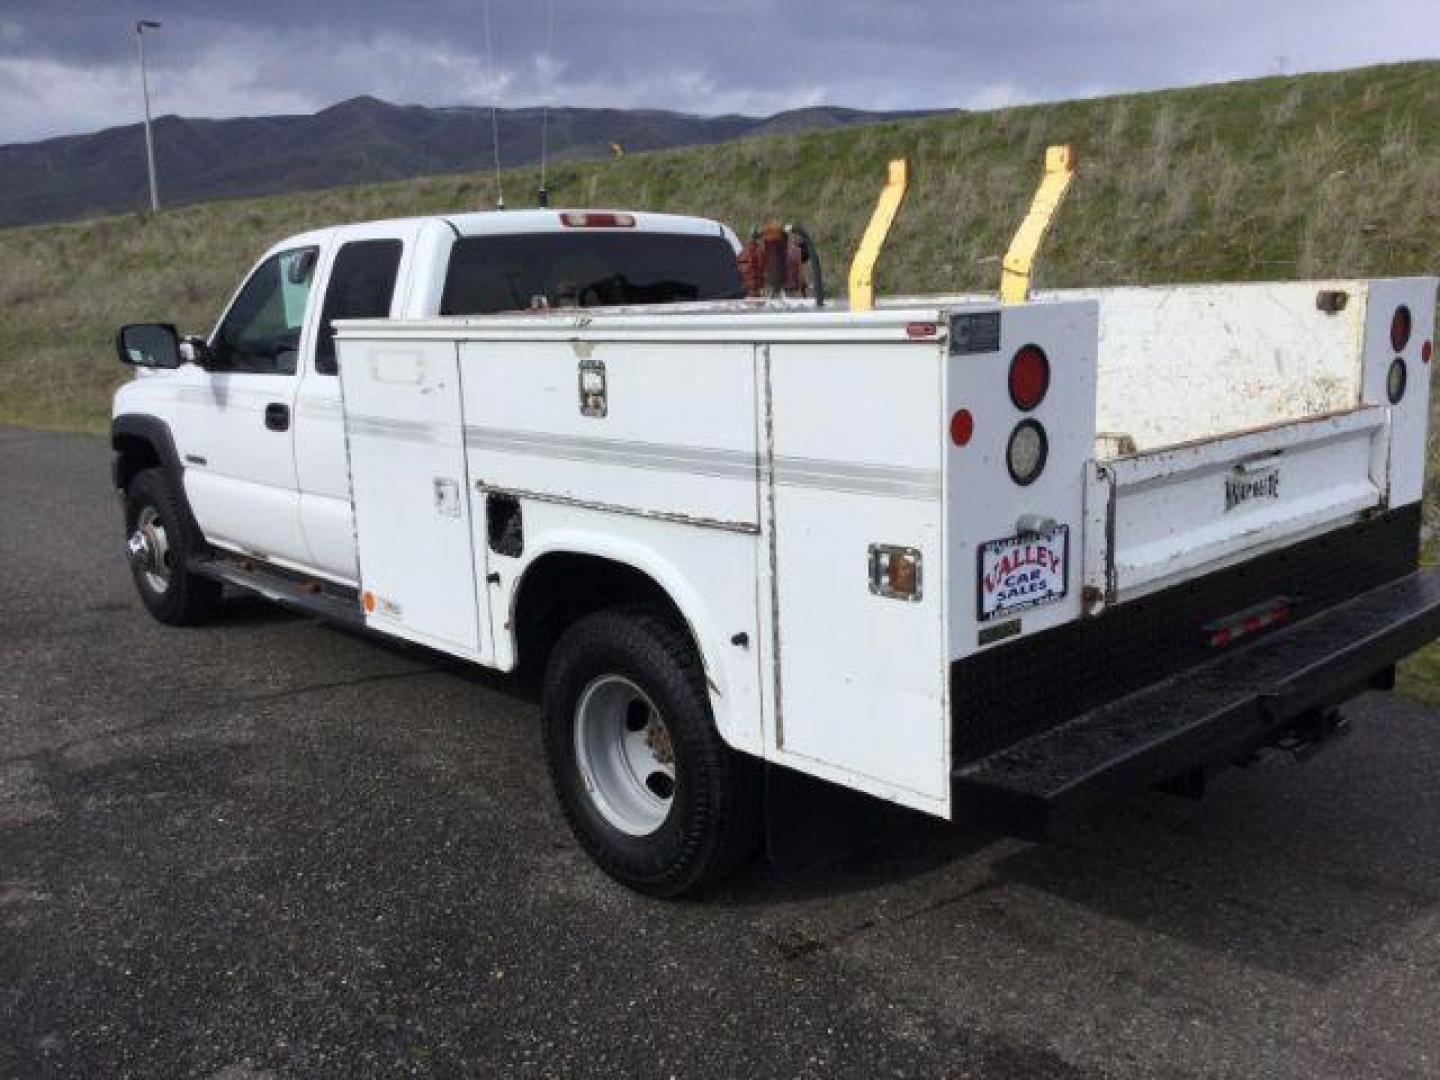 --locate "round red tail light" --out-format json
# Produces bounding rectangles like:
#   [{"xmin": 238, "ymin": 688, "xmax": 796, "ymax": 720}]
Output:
[
  {"xmin": 1009, "ymin": 345, "xmax": 1050, "ymax": 411},
  {"xmin": 1391, "ymin": 305, "xmax": 1413, "ymax": 352}
]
